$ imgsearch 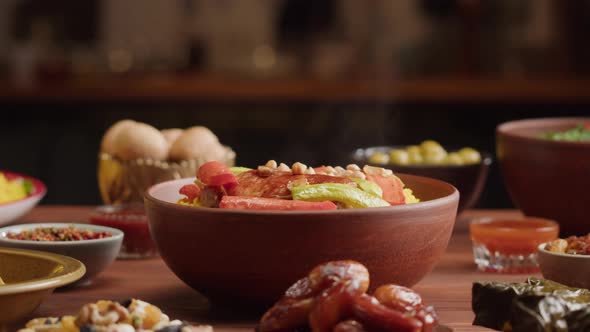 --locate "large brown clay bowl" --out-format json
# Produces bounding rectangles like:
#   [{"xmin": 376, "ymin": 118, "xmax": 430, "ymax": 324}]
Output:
[
  {"xmin": 497, "ymin": 117, "xmax": 590, "ymax": 236},
  {"xmin": 144, "ymin": 174, "xmax": 459, "ymax": 306},
  {"xmin": 352, "ymin": 147, "xmax": 491, "ymax": 213}
]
